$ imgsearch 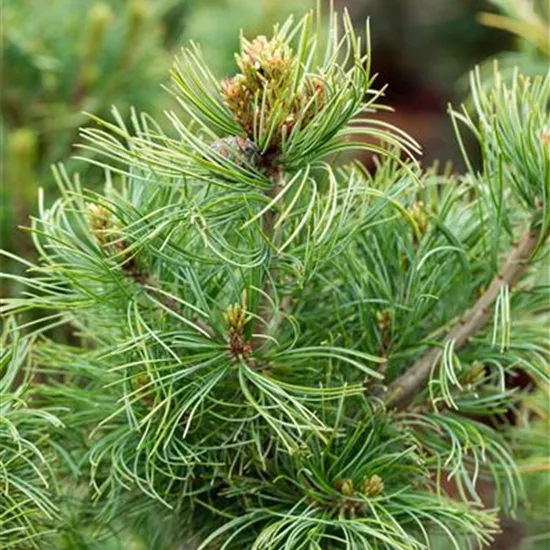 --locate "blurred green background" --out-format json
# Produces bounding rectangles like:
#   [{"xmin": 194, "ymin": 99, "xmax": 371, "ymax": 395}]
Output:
[{"xmin": 0, "ymin": 1, "xmax": 548, "ymax": 548}]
